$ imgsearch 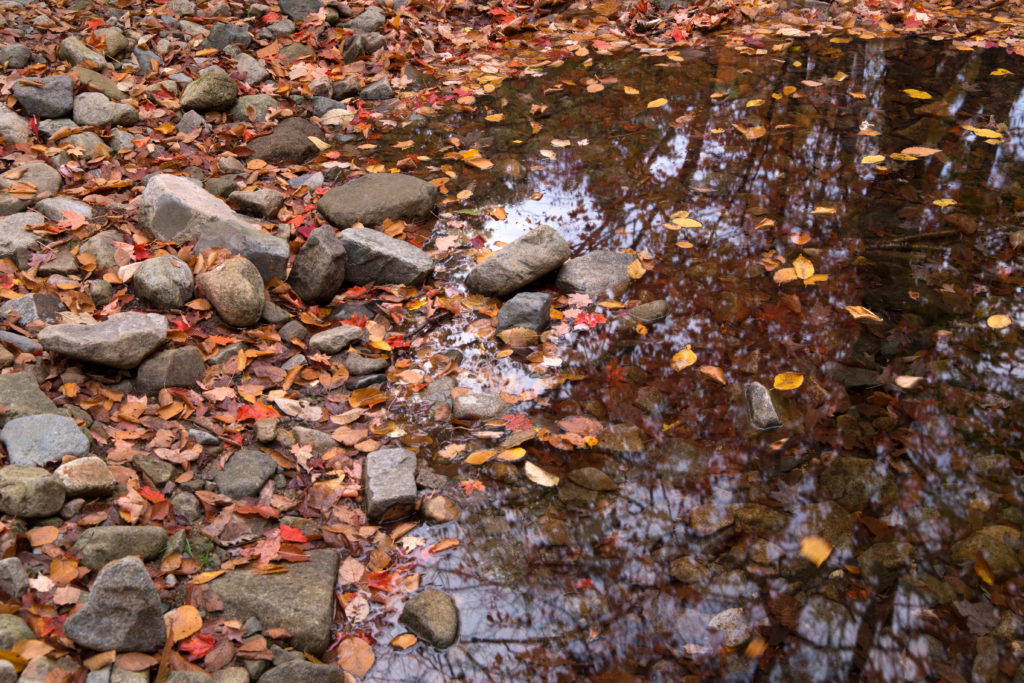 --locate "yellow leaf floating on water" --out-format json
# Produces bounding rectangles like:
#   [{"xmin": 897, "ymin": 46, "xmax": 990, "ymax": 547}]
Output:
[
  {"xmin": 671, "ymin": 346, "xmax": 697, "ymax": 370},
  {"xmin": 900, "ymin": 146, "xmax": 941, "ymax": 157},
  {"xmin": 860, "ymin": 155, "xmax": 886, "ymax": 164},
  {"xmin": 498, "ymin": 448, "xmax": 526, "ymax": 462},
  {"xmin": 524, "ymin": 461, "xmax": 559, "ymax": 487},
  {"xmin": 700, "ymin": 365, "xmax": 726, "ymax": 384},
  {"xmin": 647, "ymin": 97, "xmax": 668, "ymax": 108},
  {"xmin": 773, "ymin": 372, "xmax": 804, "ymax": 390},
  {"xmin": 933, "ymin": 198, "xmax": 957, "ymax": 207},
  {"xmin": 672, "ymin": 217, "xmax": 703, "ymax": 228},
  {"xmin": 485, "ymin": 113, "xmax": 505, "ymax": 122},
  {"xmin": 623, "ymin": 85, "xmax": 639, "ymax": 95},
  {"xmin": 783, "ymin": 85, "xmax": 797, "ymax": 96},
  {"xmin": 465, "ymin": 449, "xmax": 497, "ymax": 465},
  {"xmin": 551, "ymin": 139, "xmax": 571, "ymax": 148},
  {"xmin": 800, "ymin": 536, "xmax": 833, "ymax": 566},
  {"xmin": 746, "ymin": 99, "xmax": 765, "ymax": 107},
  {"xmin": 773, "ymin": 267, "xmax": 798, "ymax": 284},
  {"xmin": 962, "ymin": 125, "xmax": 1003, "ymax": 139},
  {"xmin": 811, "ymin": 206, "xmax": 836, "ymax": 215},
  {"xmin": 627, "ymin": 260, "xmax": 646, "ymax": 279},
  {"xmin": 792, "ymin": 255, "xmax": 815, "ymax": 280},
  {"xmin": 845, "ymin": 305, "xmax": 883, "ymax": 322},
  {"xmin": 539, "ymin": 149, "xmax": 555, "ymax": 159},
  {"xmin": 889, "ymin": 153, "xmax": 920, "ymax": 161},
  {"xmin": 902, "ymin": 88, "xmax": 932, "ymax": 99},
  {"xmin": 391, "ymin": 634, "xmax": 418, "ymax": 650},
  {"xmin": 990, "ymin": 68, "xmax": 1013, "ymax": 76},
  {"xmin": 894, "ymin": 375, "xmax": 924, "ymax": 389},
  {"xmin": 987, "ymin": 314, "xmax": 1012, "ymax": 329}
]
